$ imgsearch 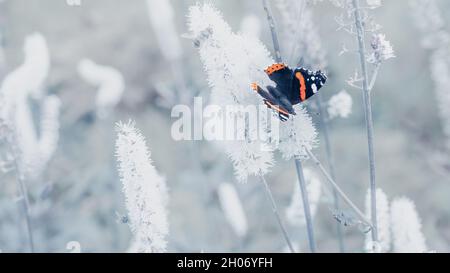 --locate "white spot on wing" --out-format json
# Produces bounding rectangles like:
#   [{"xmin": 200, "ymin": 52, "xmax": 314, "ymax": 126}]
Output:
[{"xmin": 312, "ymin": 83, "xmax": 318, "ymax": 94}]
